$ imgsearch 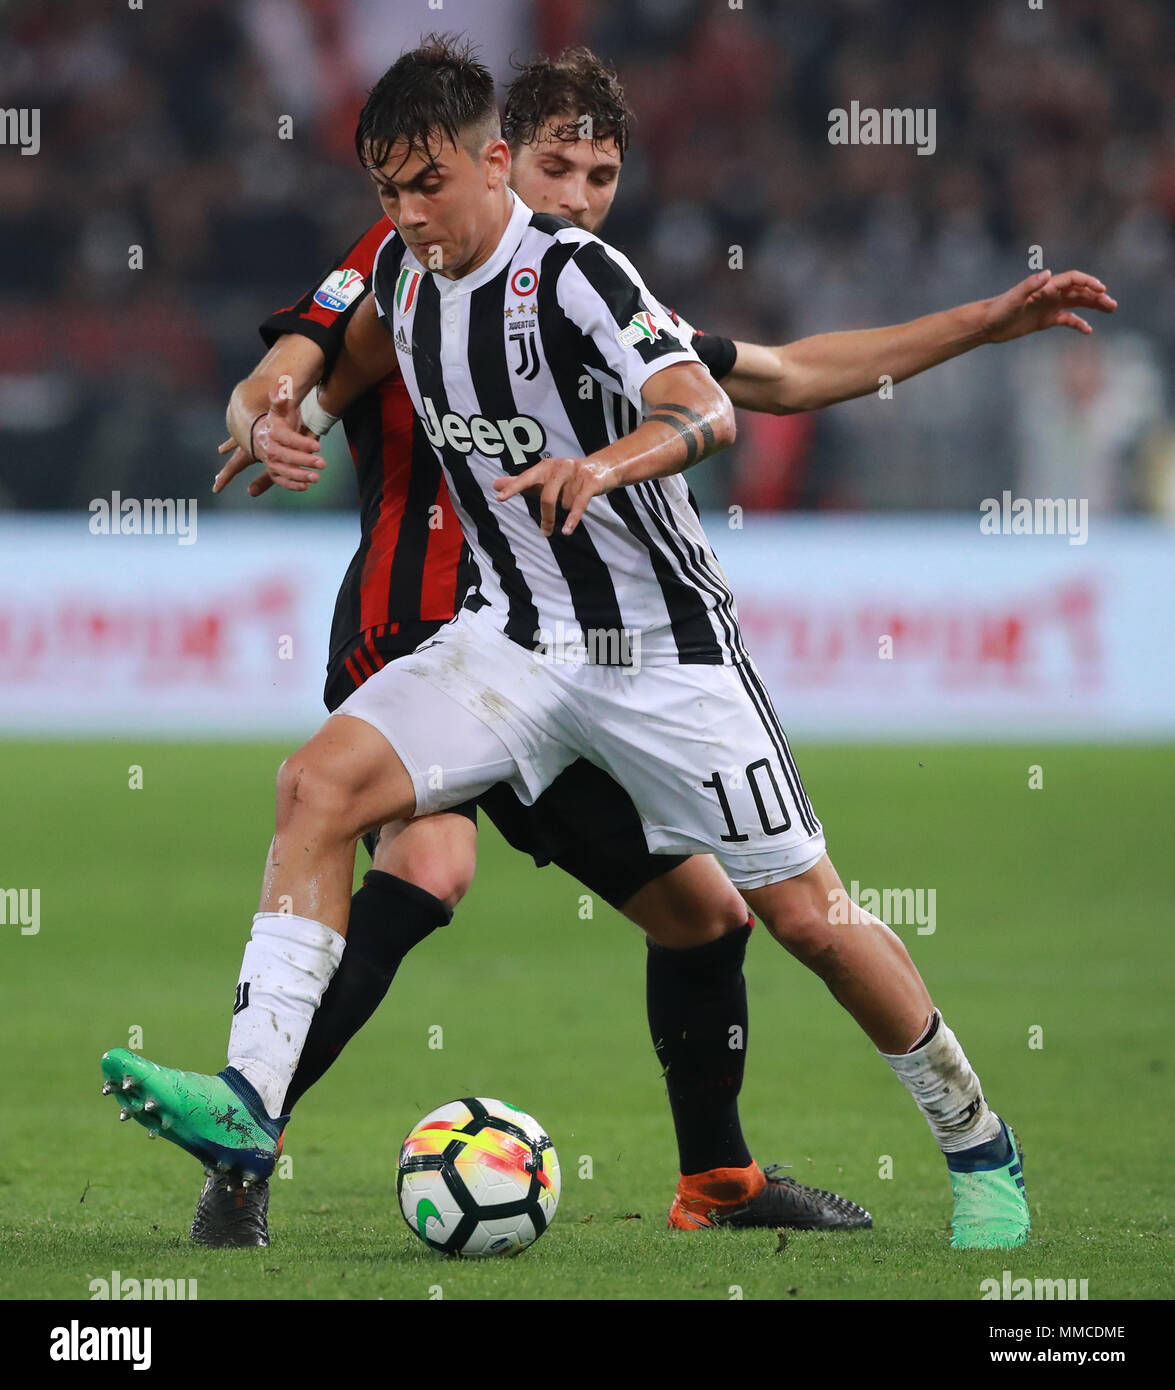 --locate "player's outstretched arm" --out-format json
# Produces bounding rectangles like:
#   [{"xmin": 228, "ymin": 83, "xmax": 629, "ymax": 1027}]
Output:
[
  {"xmin": 493, "ymin": 361, "xmax": 735, "ymax": 538},
  {"xmin": 316, "ymin": 294, "xmax": 401, "ymax": 418},
  {"xmin": 719, "ymin": 269, "xmax": 1117, "ymax": 415},
  {"xmin": 216, "ymin": 294, "xmax": 401, "ymax": 497},
  {"xmin": 215, "ymin": 334, "xmax": 327, "ymax": 496}
]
